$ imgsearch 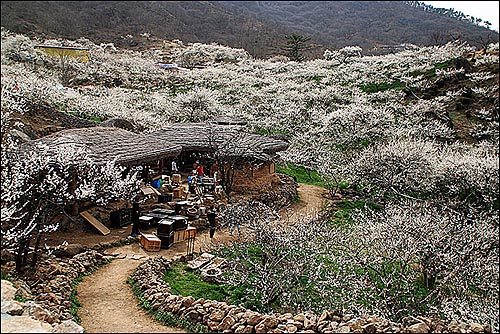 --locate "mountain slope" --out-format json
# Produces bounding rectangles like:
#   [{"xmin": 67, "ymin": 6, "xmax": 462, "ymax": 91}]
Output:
[{"xmin": 1, "ymin": 1, "xmax": 498, "ymax": 58}]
